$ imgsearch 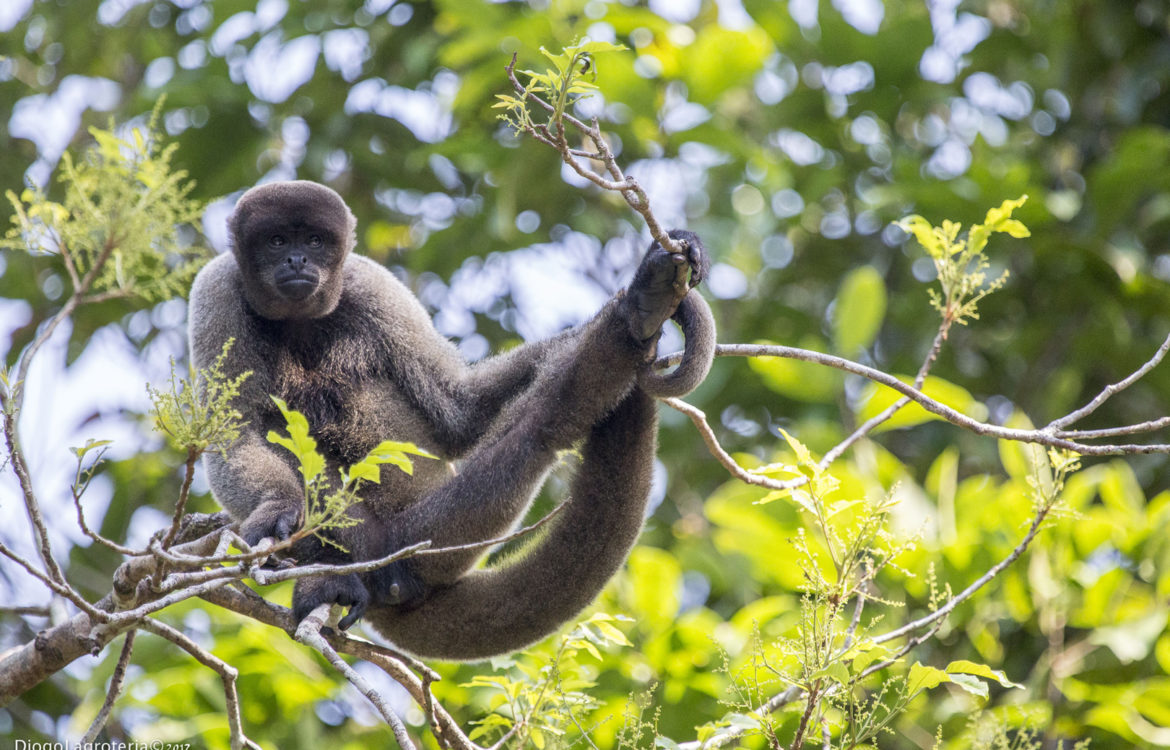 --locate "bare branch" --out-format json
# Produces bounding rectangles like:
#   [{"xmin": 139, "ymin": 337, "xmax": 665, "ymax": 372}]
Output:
[
  {"xmin": 1057, "ymin": 416, "xmax": 1170, "ymax": 439},
  {"xmin": 0, "ymin": 539, "xmax": 108, "ymax": 622},
  {"xmin": 1048, "ymin": 331, "xmax": 1170, "ymax": 430},
  {"xmin": 0, "ymin": 605, "xmax": 51, "ymax": 617},
  {"xmin": 81, "ymin": 629, "xmax": 136, "ymax": 744},
  {"xmin": 662, "ymin": 397, "xmax": 806, "ymax": 491},
  {"xmin": 196, "ymin": 584, "xmax": 481, "ymax": 749},
  {"xmin": 160, "ymin": 446, "xmax": 200, "ymax": 549},
  {"xmin": 71, "ymin": 475, "xmax": 142, "ymax": 557},
  {"xmin": 138, "ymin": 618, "xmax": 260, "ymax": 750},
  {"xmin": 672, "ymin": 344, "xmax": 1170, "ymax": 456},
  {"xmin": 870, "ymin": 505, "xmax": 1052, "ymax": 649},
  {"xmin": 819, "ymin": 322, "xmax": 951, "ymax": 470},
  {"xmin": 2, "ymin": 393, "xmax": 71, "ymax": 587},
  {"xmin": 295, "ymin": 604, "xmax": 416, "ymax": 749}
]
